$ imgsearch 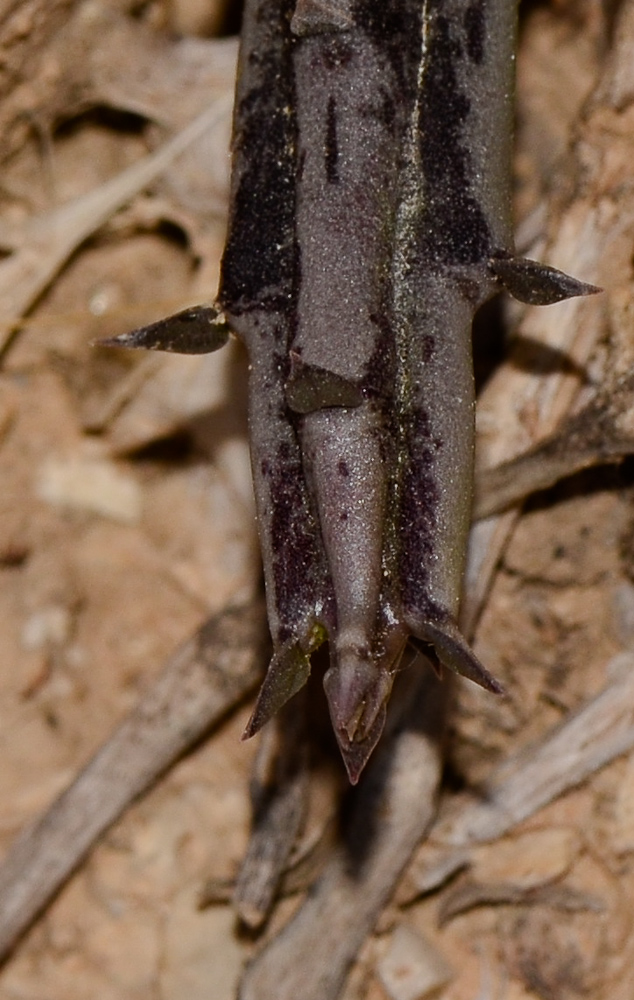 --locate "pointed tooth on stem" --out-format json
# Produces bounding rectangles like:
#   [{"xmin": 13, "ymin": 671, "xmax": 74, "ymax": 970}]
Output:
[{"xmin": 323, "ymin": 648, "xmax": 394, "ymax": 783}]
